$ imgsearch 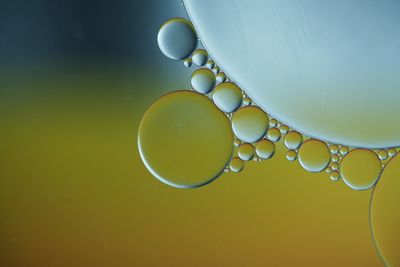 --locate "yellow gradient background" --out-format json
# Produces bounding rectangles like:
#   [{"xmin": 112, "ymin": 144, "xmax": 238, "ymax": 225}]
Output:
[{"xmin": 0, "ymin": 68, "xmax": 383, "ymax": 266}]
